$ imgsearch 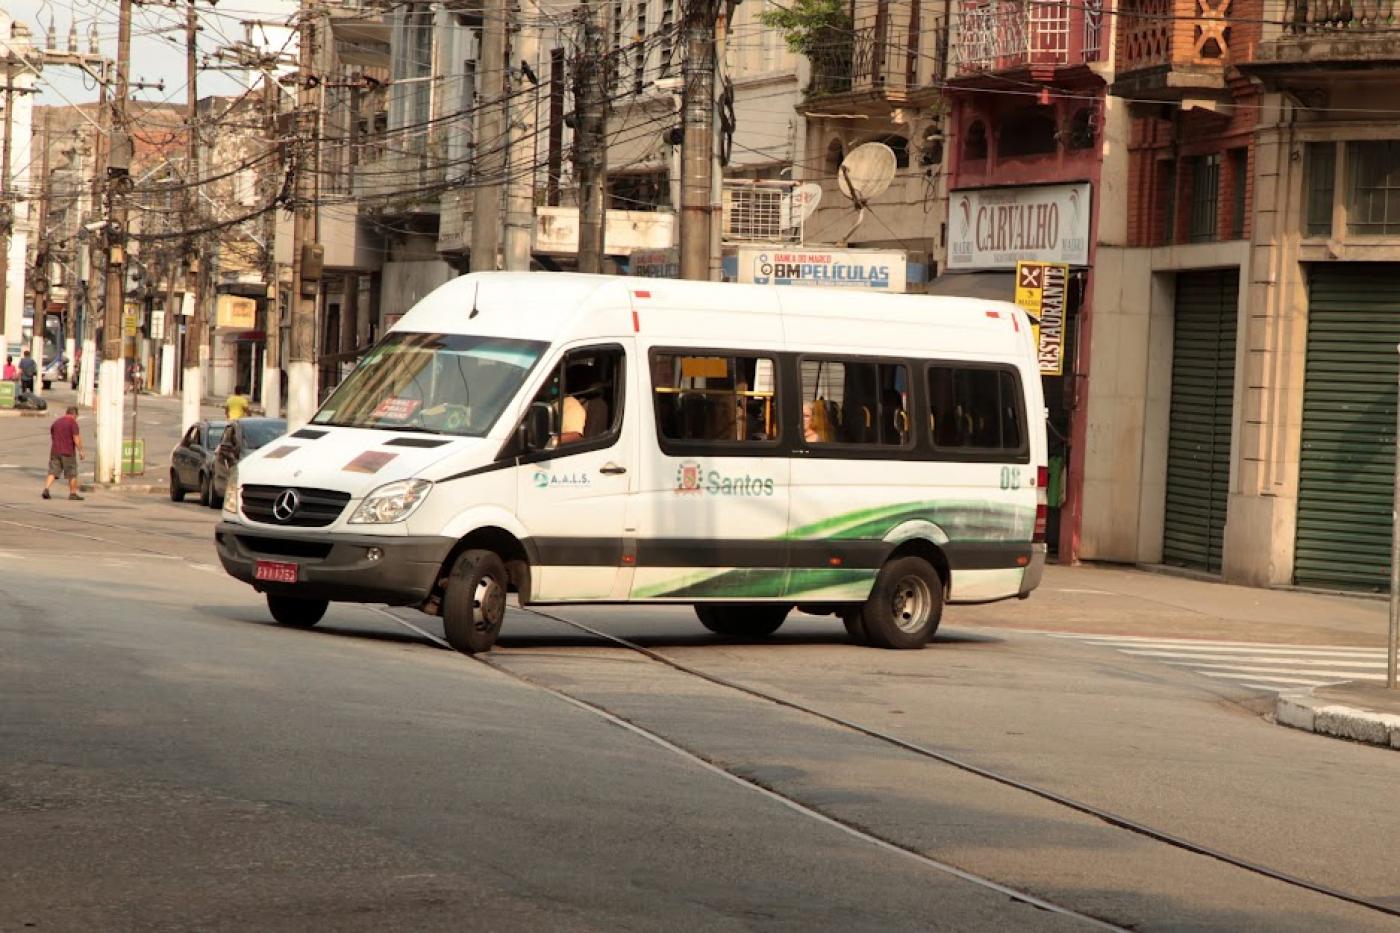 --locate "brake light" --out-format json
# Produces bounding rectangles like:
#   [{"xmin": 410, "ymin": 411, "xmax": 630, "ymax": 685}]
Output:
[
  {"xmin": 1036, "ymin": 465, "xmax": 1048, "ymax": 489},
  {"xmin": 1034, "ymin": 503, "xmax": 1048, "ymax": 543}
]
